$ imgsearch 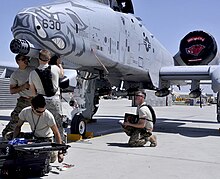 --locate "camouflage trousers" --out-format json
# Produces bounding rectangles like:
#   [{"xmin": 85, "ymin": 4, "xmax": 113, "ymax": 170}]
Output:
[
  {"xmin": 123, "ymin": 126, "xmax": 153, "ymax": 147},
  {"xmin": 128, "ymin": 129, "xmax": 148, "ymax": 147},
  {"xmin": 2, "ymin": 97, "xmax": 32, "ymax": 137},
  {"xmin": 45, "ymin": 98, "xmax": 66, "ymax": 143}
]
